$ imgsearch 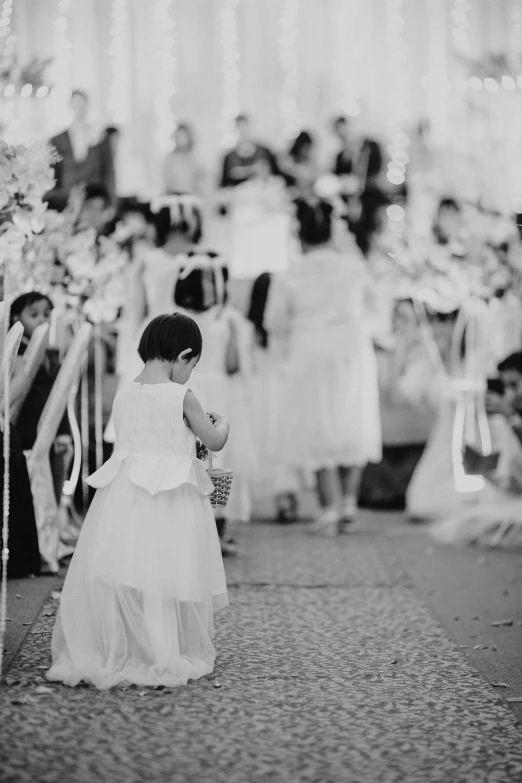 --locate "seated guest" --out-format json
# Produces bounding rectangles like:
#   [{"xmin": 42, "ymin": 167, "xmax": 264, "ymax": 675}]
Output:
[
  {"xmin": 10, "ymin": 293, "xmax": 72, "ymax": 503},
  {"xmin": 220, "ymin": 114, "xmax": 280, "ymax": 189},
  {"xmin": 431, "ymin": 351, "xmax": 522, "ymax": 548}
]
